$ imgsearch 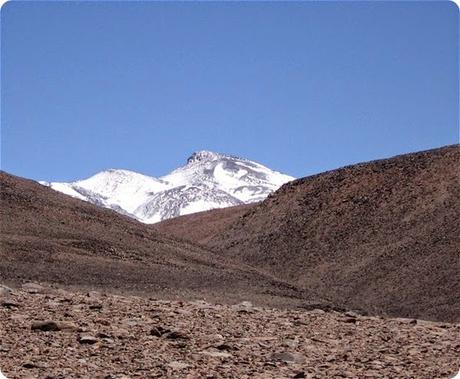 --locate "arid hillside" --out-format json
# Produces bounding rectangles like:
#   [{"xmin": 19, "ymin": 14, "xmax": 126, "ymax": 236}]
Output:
[
  {"xmin": 204, "ymin": 145, "xmax": 460, "ymax": 322},
  {"xmin": 0, "ymin": 171, "xmax": 304, "ymax": 307},
  {"xmin": 153, "ymin": 204, "xmax": 255, "ymax": 245}
]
